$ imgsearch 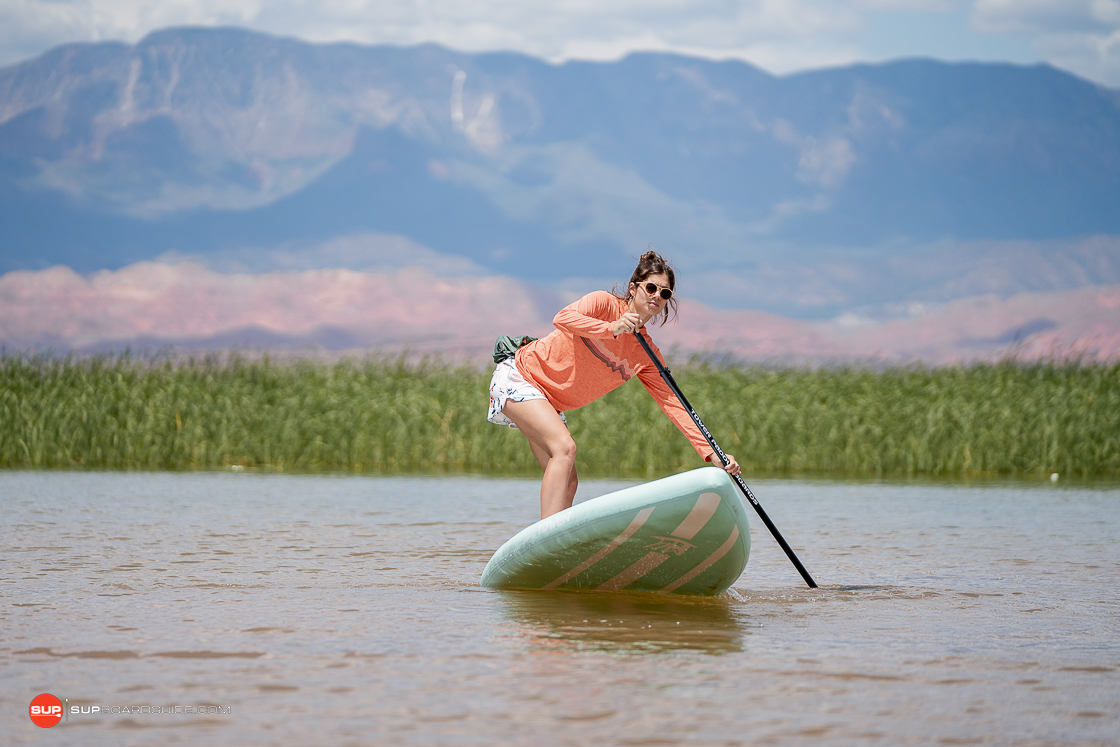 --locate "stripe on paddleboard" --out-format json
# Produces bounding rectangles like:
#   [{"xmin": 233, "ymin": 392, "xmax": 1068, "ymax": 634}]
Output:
[
  {"xmin": 542, "ymin": 507, "xmax": 656, "ymax": 590},
  {"xmin": 670, "ymin": 492, "xmax": 722, "ymax": 540},
  {"xmin": 658, "ymin": 525, "xmax": 741, "ymax": 594}
]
